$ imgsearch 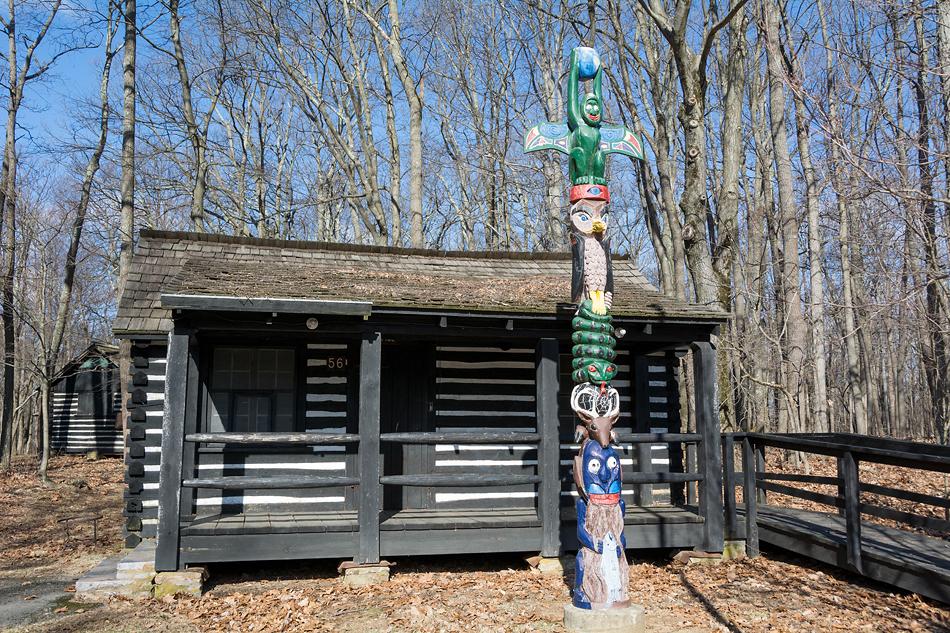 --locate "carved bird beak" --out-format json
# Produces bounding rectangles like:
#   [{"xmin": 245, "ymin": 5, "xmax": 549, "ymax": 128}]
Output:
[{"xmin": 591, "ymin": 221, "xmax": 606, "ymax": 233}]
